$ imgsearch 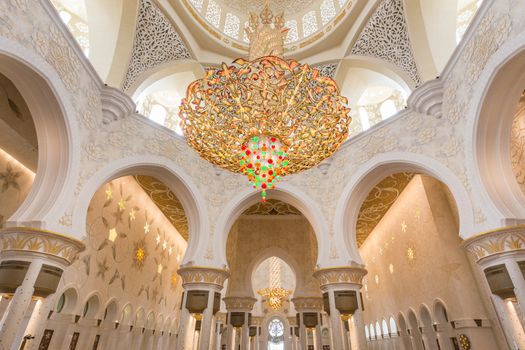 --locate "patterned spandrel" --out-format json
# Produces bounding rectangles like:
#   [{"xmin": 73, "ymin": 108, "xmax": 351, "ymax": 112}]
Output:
[
  {"xmin": 351, "ymin": 0, "xmax": 421, "ymax": 84},
  {"xmin": 224, "ymin": 13, "xmax": 240, "ymax": 39},
  {"xmin": 205, "ymin": 0, "xmax": 221, "ymax": 28},
  {"xmin": 284, "ymin": 20, "xmax": 298, "ymax": 43},
  {"xmin": 122, "ymin": 0, "xmax": 192, "ymax": 91},
  {"xmin": 320, "ymin": 0, "xmax": 336, "ymax": 25},
  {"xmin": 302, "ymin": 10, "xmax": 318, "ymax": 37}
]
